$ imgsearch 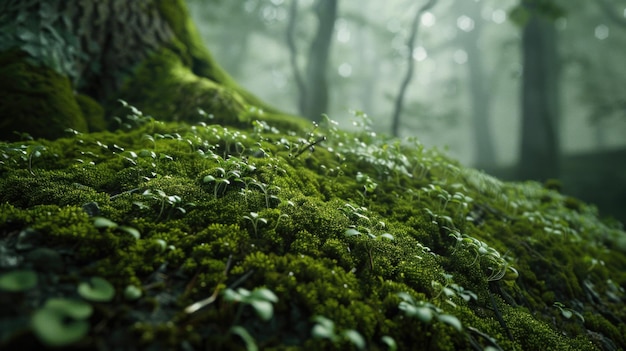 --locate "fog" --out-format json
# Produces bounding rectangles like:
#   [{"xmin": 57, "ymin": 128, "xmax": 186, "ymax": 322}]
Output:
[{"xmin": 187, "ymin": 0, "xmax": 626, "ymax": 220}]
